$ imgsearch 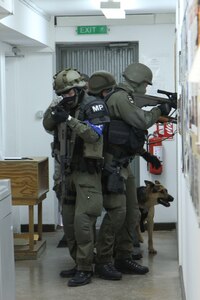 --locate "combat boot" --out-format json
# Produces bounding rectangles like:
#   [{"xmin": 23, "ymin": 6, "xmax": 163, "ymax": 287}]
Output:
[
  {"xmin": 132, "ymin": 253, "xmax": 143, "ymax": 260},
  {"xmin": 95, "ymin": 263, "xmax": 122, "ymax": 280},
  {"xmin": 115, "ymin": 258, "xmax": 149, "ymax": 274},
  {"xmin": 68, "ymin": 271, "xmax": 93, "ymax": 287},
  {"xmin": 59, "ymin": 266, "xmax": 77, "ymax": 278}
]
